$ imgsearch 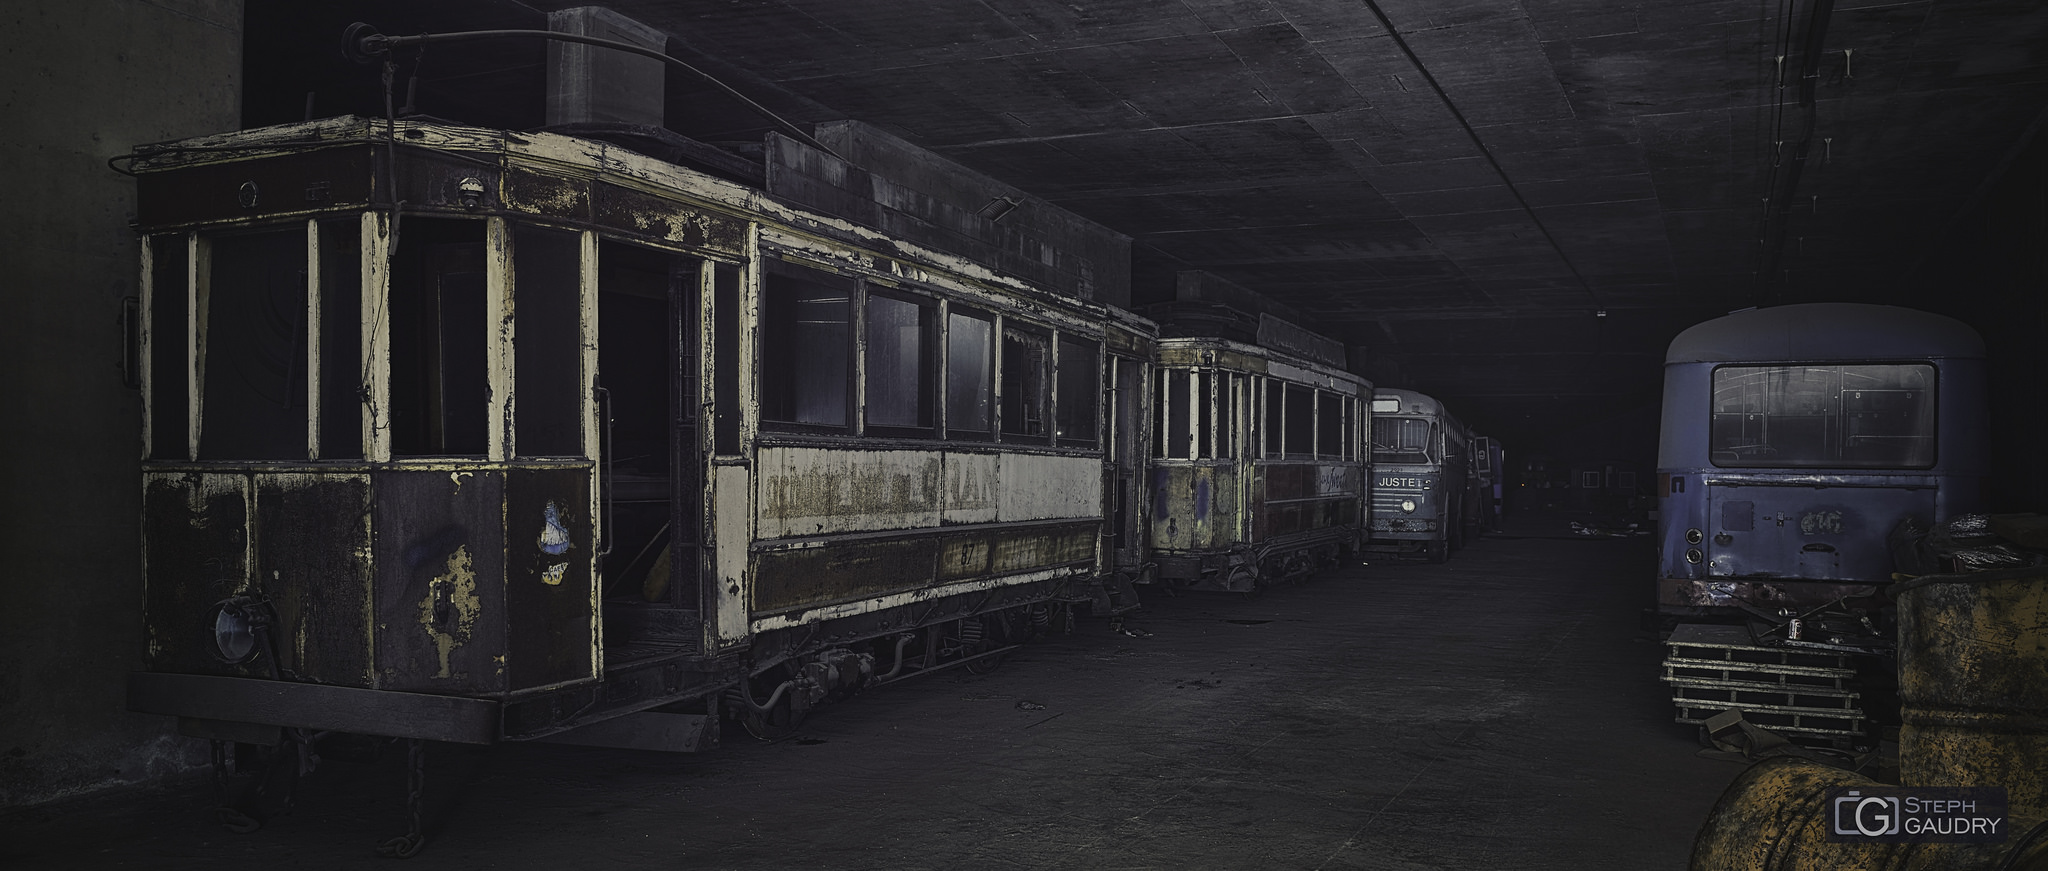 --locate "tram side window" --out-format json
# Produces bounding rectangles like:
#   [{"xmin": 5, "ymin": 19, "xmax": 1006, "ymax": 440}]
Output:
[
  {"xmin": 389, "ymin": 219, "xmax": 488, "ymax": 456},
  {"xmin": 316, "ymin": 219, "xmax": 363, "ymax": 459},
  {"xmin": 865, "ymin": 292, "xmax": 935, "ymax": 436},
  {"xmin": 1283, "ymin": 383, "xmax": 1314, "ymax": 457},
  {"xmin": 1156, "ymin": 369, "xmax": 1191, "ymax": 459},
  {"xmin": 1001, "ymin": 326, "xmax": 1050, "ymax": 440},
  {"xmin": 1263, "ymin": 377, "xmax": 1283, "ymax": 459},
  {"xmin": 514, "ymin": 225, "xmax": 584, "ymax": 457},
  {"xmin": 148, "ymin": 235, "xmax": 189, "ymax": 459},
  {"xmin": 1195, "ymin": 370, "xmax": 1214, "ymax": 458},
  {"xmin": 1710, "ymin": 363, "xmax": 1935, "ymax": 468},
  {"xmin": 1317, "ymin": 391, "xmax": 1344, "ymax": 459},
  {"xmin": 946, "ymin": 309, "xmax": 993, "ymax": 439},
  {"xmin": 198, "ymin": 228, "xmax": 308, "ymax": 460},
  {"xmin": 1055, "ymin": 336, "xmax": 1098, "ymax": 447},
  {"xmin": 761, "ymin": 261, "xmax": 852, "ymax": 430}
]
